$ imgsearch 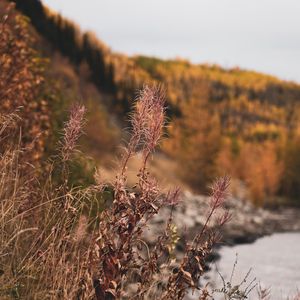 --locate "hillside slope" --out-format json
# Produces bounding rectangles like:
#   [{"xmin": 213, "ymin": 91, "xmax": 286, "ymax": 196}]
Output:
[{"xmin": 8, "ymin": 0, "xmax": 300, "ymax": 204}]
